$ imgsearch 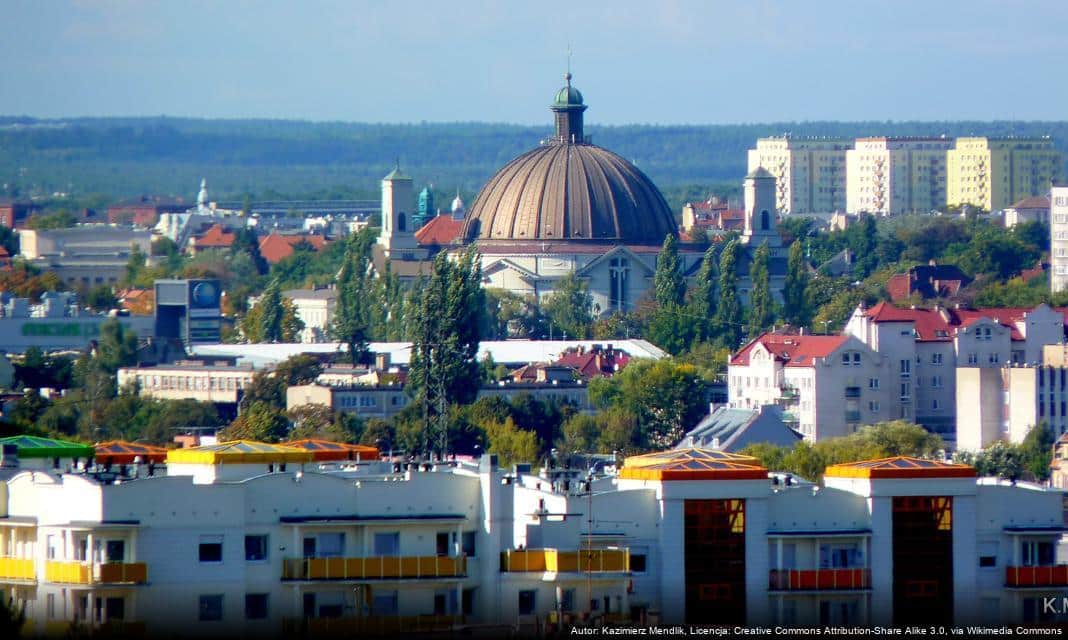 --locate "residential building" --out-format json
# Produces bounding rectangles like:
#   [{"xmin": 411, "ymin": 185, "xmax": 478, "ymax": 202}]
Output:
[
  {"xmin": 282, "ymin": 287, "xmax": 337, "ymax": 343},
  {"xmin": 1051, "ymin": 186, "xmax": 1068, "ymax": 294},
  {"xmin": 257, "ymin": 231, "xmax": 329, "ymax": 265},
  {"xmin": 188, "ymin": 224, "xmax": 237, "ymax": 254},
  {"xmin": 884, "ymin": 262, "xmax": 971, "ymax": 303},
  {"xmin": 677, "ymin": 405, "xmax": 801, "ymax": 451},
  {"xmin": 1003, "ymin": 196, "xmax": 1050, "ymax": 228},
  {"xmin": 0, "ymin": 443, "xmax": 1062, "ymax": 635},
  {"xmin": 845, "ymin": 302, "xmax": 1068, "ymax": 440},
  {"xmin": 946, "ymin": 137, "xmax": 1062, "ymax": 212},
  {"xmin": 107, "ymin": 197, "xmax": 187, "ymax": 226},
  {"xmin": 0, "ymin": 200, "xmax": 41, "ymax": 228},
  {"xmin": 846, "ymin": 137, "xmax": 953, "ymax": 216},
  {"xmin": 956, "ymin": 363, "xmax": 1068, "ymax": 451},
  {"xmin": 680, "ymin": 196, "xmax": 744, "ymax": 237},
  {"xmin": 747, "ymin": 137, "xmax": 851, "ymax": 214},
  {"xmin": 0, "ymin": 291, "xmax": 154, "ymax": 353},
  {"xmin": 728, "ymin": 332, "xmax": 893, "ymax": 441},
  {"xmin": 117, "ymin": 360, "xmax": 257, "ymax": 407}
]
